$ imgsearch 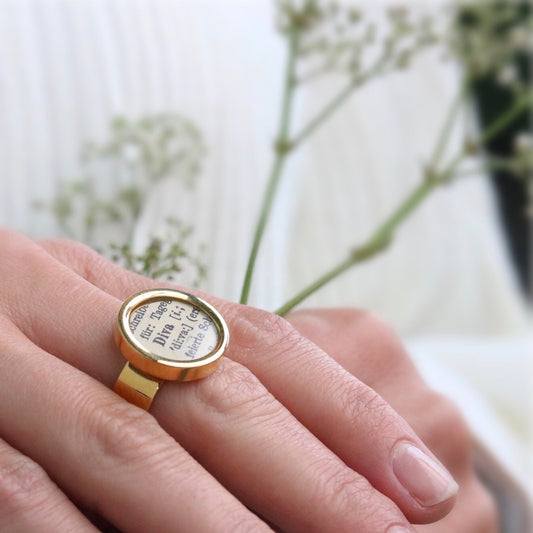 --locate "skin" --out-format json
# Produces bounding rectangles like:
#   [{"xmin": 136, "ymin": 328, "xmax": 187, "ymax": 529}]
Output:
[
  {"xmin": 0, "ymin": 229, "xmax": 497, "ymax": 532},
  {"xmin": 288, "ymin": 309, "xmax": 499, "ymax": 533}
]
